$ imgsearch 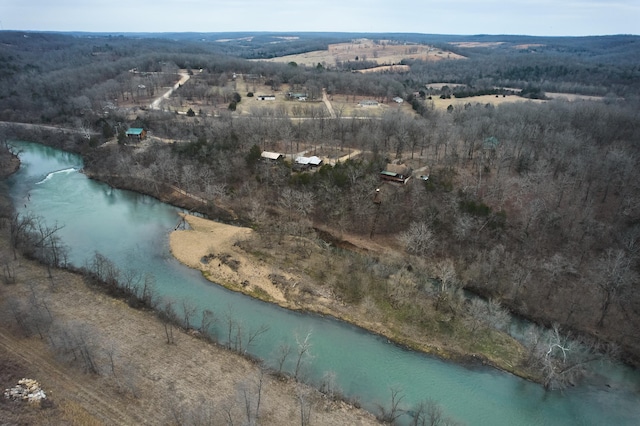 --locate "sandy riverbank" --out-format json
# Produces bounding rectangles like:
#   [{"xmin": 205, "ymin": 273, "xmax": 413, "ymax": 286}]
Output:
[
  {"xmin": 169, "ymin": 214, "xmax": 536, "ymax": 383},
  {"xmin": 169, "ymin": 214, "xmax": 288, "ymax": 303}
]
